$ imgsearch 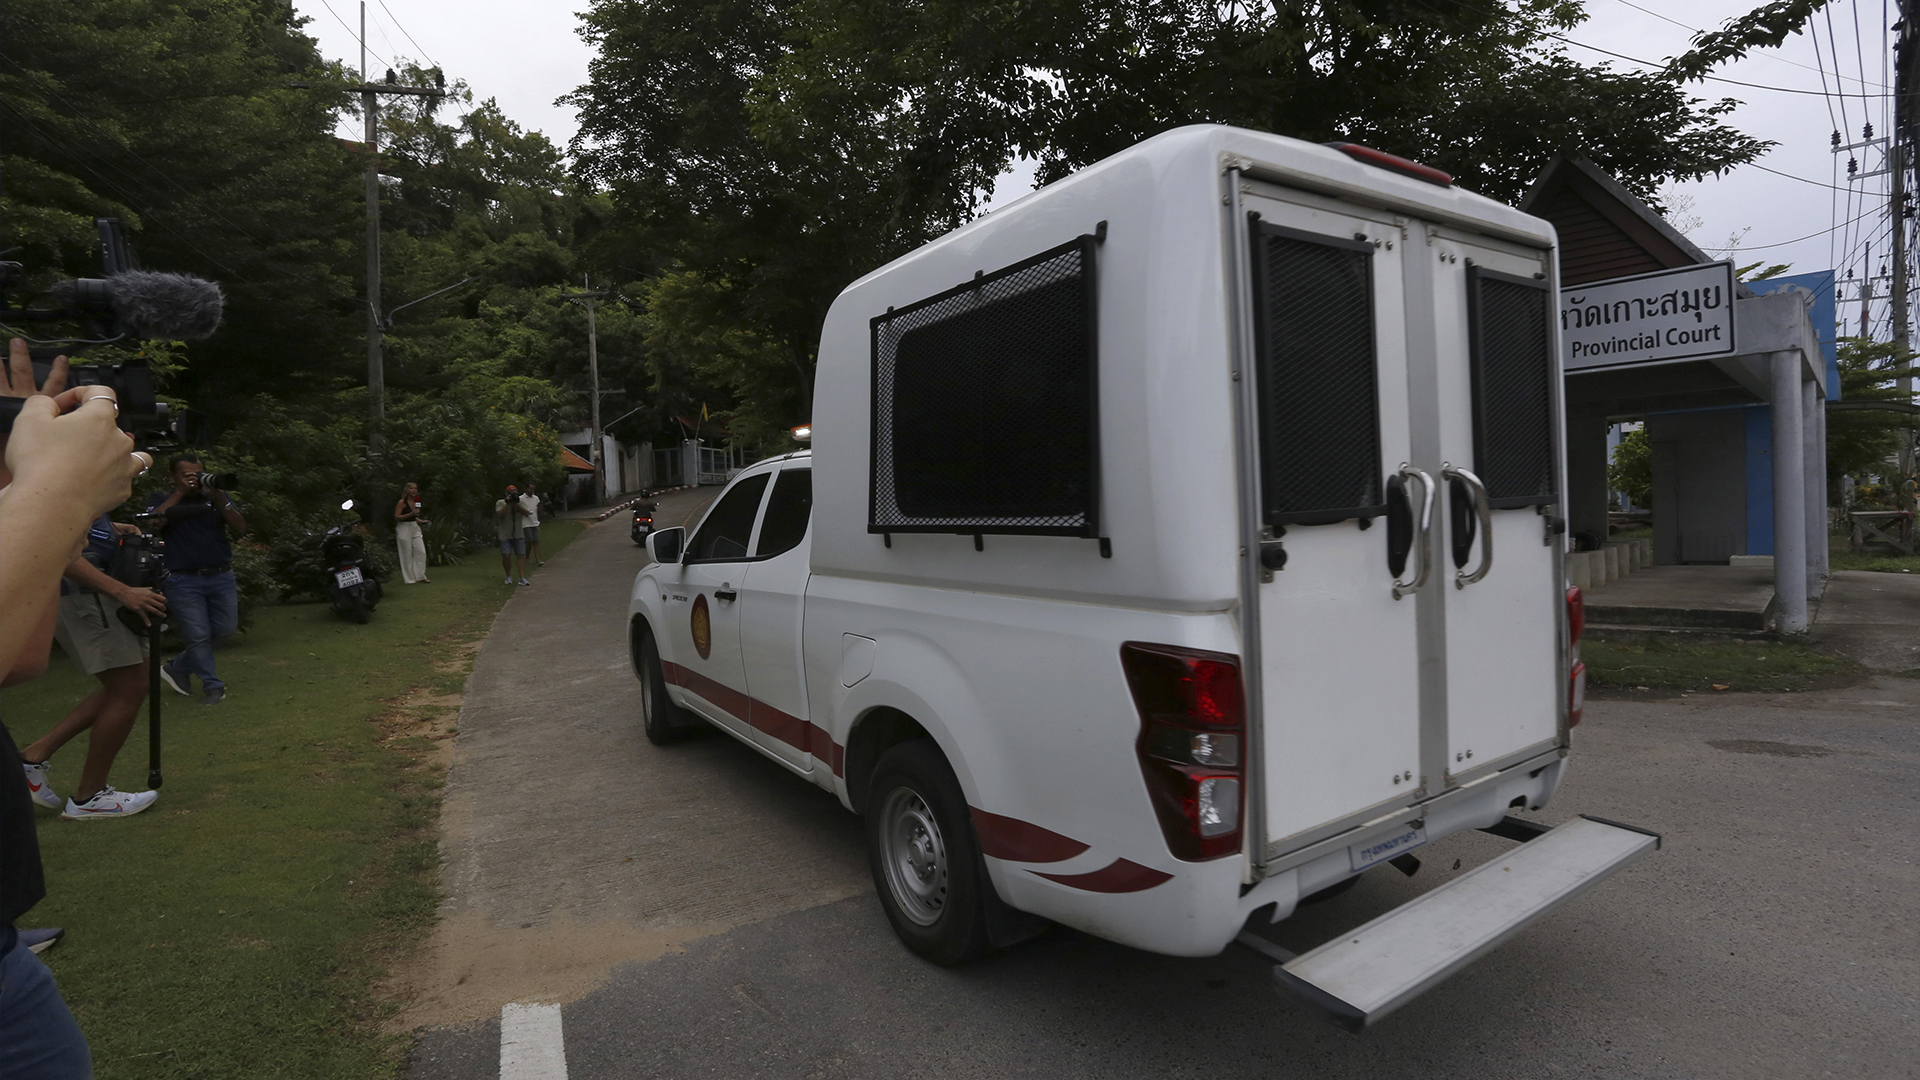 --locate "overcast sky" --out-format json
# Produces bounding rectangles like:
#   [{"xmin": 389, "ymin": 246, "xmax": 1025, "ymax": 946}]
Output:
[{"xmin": 294, "ymin": 0, "xmax": 1902, "ymax": 328}]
